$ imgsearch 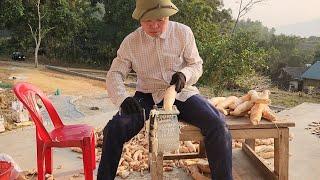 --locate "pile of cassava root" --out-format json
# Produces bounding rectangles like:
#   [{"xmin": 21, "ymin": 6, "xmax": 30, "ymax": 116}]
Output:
[
  {"xmin": 69, "ymin": 128, "xmax": 211, "ymax": 179},
  {"xmin": 95, "ymin": 128, "xmax": 208, "ymax": 179},
  {"xmin": 81, "ymin": 129, "xmax": 279, "ymax": 179},
  {"xmin": 208, "ymin": 90, "xmax": 278, "ymax": 125}
]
